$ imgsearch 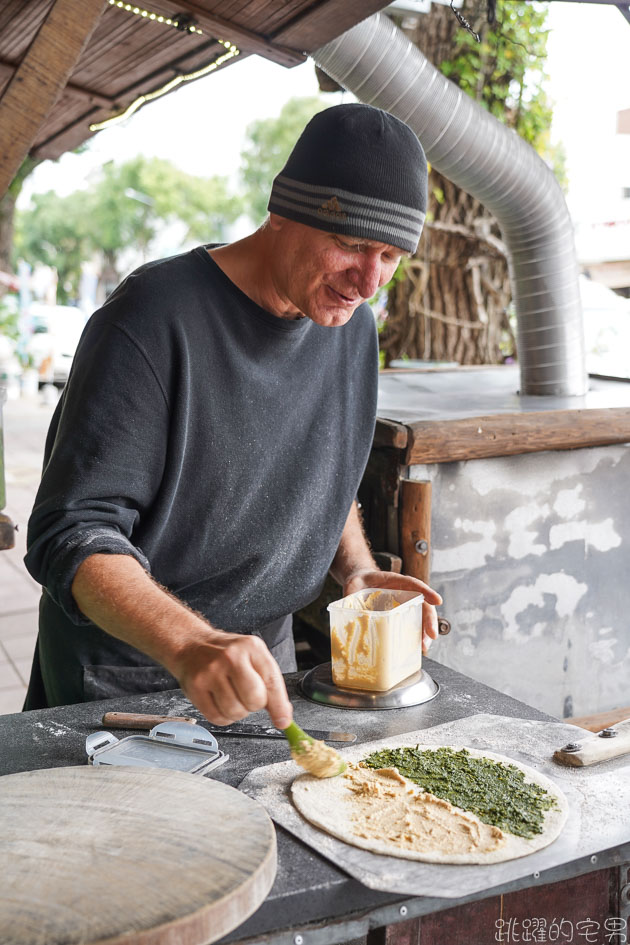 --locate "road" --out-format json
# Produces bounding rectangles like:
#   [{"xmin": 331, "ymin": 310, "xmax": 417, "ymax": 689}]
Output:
[{"xmin": 0, "ymin": 393, "xmax": 57, "ymax": 714}]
